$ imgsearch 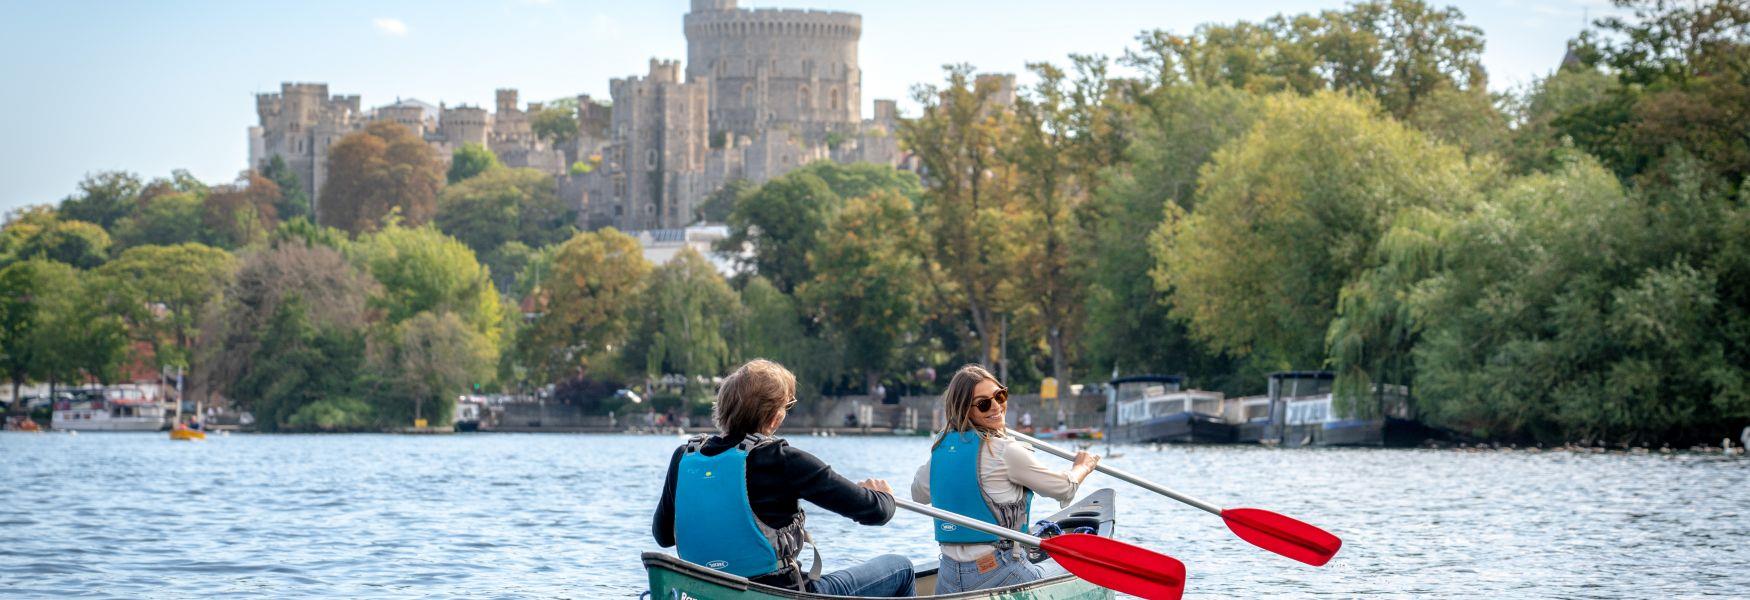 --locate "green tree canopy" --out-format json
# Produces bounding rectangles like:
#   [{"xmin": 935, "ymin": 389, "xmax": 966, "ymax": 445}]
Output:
[
  {"xmin": 1083, "ymin": 84, "xmax": 1262, "ymax": 391},
  {"xmin": 516, "ymin": 228, "xmax": 649, "ymax": 383},
  {"xmin": 58, "ymin": 171, "xmax": 143, "ymax": 230},
  {"xmin": 349, "ymin": 225, "xmax": 503, "ymax": 350},
  {"xmin": 799, "ymin": 190, "xmax": 927, "ymax": 392},
  {"xmin": 260, "ymin": 154, "xmax": 311, "ymax": 222},
  {"xmin": 624, "ymin": 248, "xmax": 740, "ymax": 379},
  {"xmin": 112, "ymin": 191, "xmax": 205, "ymax": 250},
  {"xmin": 92, "ymin": 243, "xmax": 237, "ymax": 390},
  {"xmin": 0, "ymin": 259, "xmax": 75, "ymax": 410},
  {"xmin": 1153, "ymin": 91, "xmax": 1482, "ymax": 369},
  {"xmin": 447, "ymin": 143, "xmax": 502, "ymax": 184},
  {"xmin": 435, "ymin": 166, "xmax": 575, "ymax": 260}
]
